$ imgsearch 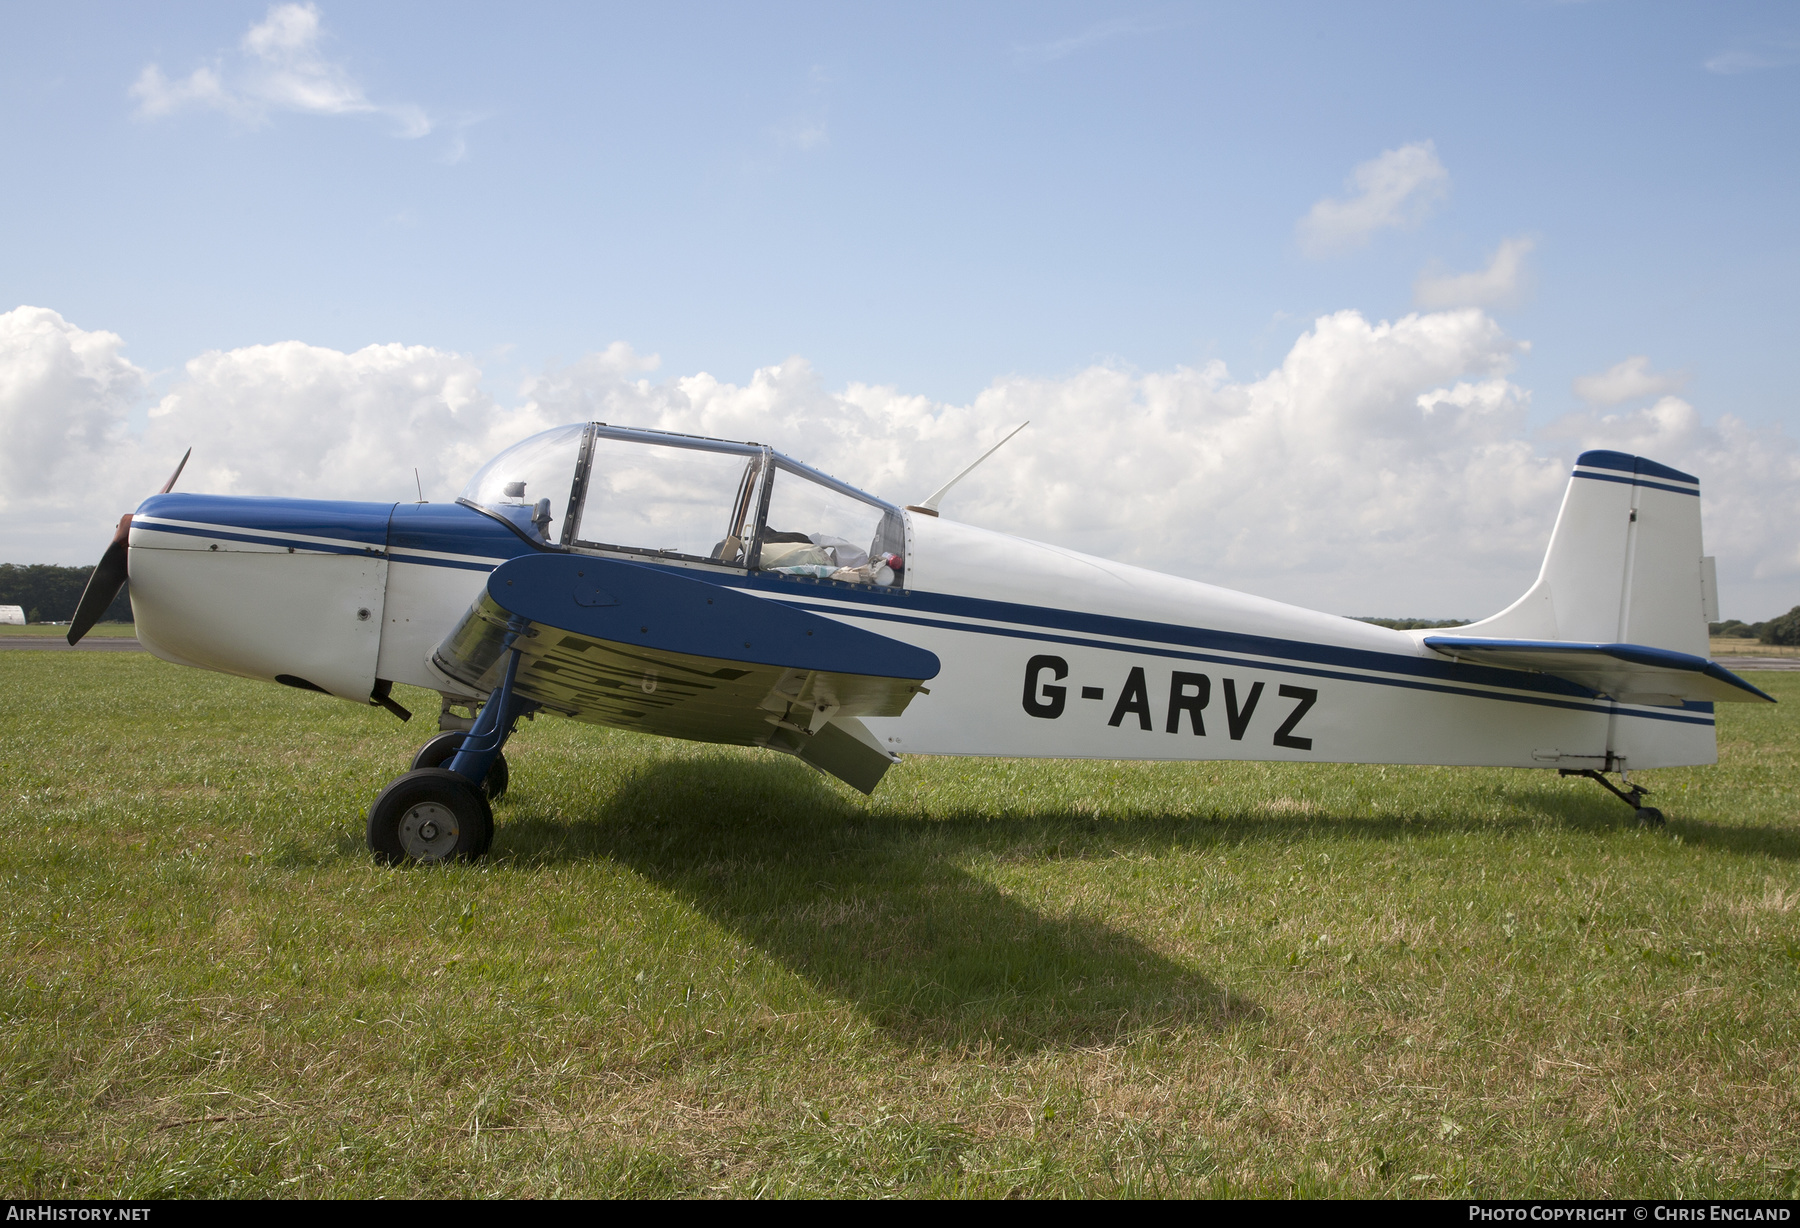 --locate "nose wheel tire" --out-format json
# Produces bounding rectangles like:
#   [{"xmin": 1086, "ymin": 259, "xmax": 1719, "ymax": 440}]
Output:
[
  {"xmin": 410, "ymin": 731, "xmax": 509, "ymax": 799},
  {"xmin": 367, "ymin": 768, "xmax": 494, "ymax": 865},
  {"xmin": 1635, "ymin": 806, "xmax": 1666, "ymax": 826}
]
